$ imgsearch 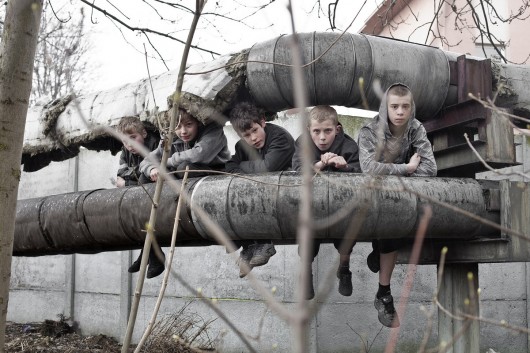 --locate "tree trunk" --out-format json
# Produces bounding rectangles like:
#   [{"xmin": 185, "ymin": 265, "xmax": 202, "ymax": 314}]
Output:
[{"xmin": 0, "ymin": 0, "xmax": 42, "ymax": 348}]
